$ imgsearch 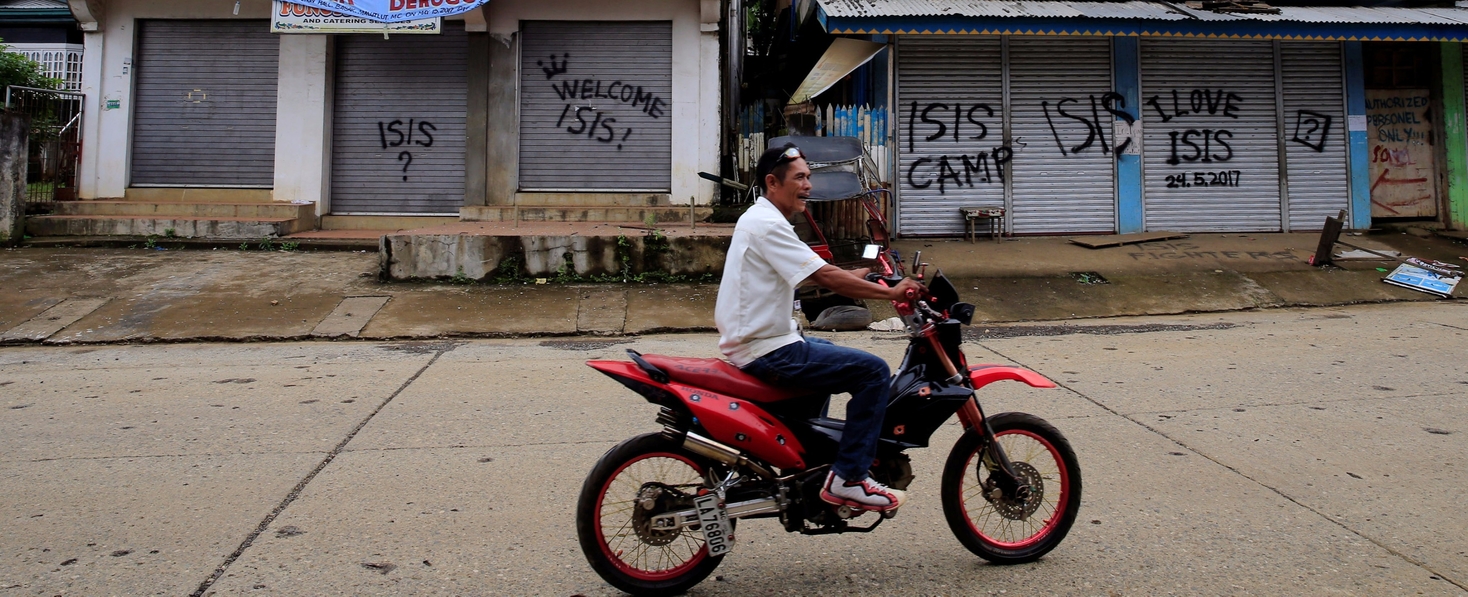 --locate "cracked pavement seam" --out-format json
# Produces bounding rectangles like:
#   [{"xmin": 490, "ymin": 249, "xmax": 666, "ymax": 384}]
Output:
[
  {"xmin": 187, "ymin": 347, "xmax": 451, "ymax": 597},
  {"xmin": 977, "ymin": 341, "xmax": 1468, "ymax": 593}
]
